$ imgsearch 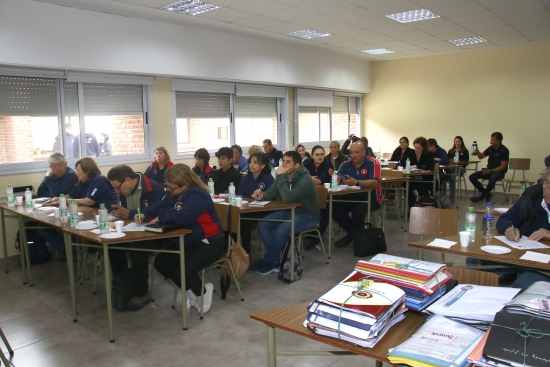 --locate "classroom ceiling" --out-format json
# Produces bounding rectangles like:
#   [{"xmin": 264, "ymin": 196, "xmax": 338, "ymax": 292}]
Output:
[{"xmin": 38, "ymin": 0, "xmax": 550, "ymax": 60}]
